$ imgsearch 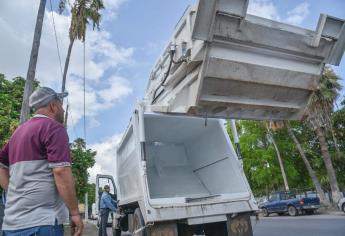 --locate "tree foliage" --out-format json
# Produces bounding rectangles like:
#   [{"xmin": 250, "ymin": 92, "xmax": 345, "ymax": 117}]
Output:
[
  {"xmin": 228, "ymin": 121, "xmax": 312, "ymax": 197},
  {"xmin": 70, "ymin": 138, "xmax": 96, "ymax": 202},
  {"xmin": 0, "ymin": 74, "xmax": 39, "ymax": 147}
]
